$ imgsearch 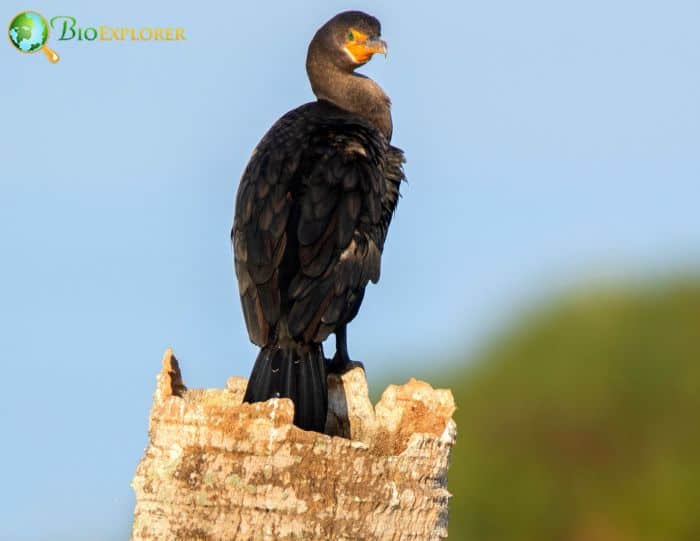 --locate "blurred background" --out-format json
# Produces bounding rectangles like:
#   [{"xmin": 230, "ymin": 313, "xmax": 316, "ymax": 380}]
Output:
[{"xmin": 1, "ymin": 0, "xmax": 698, "ymax": 539}]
